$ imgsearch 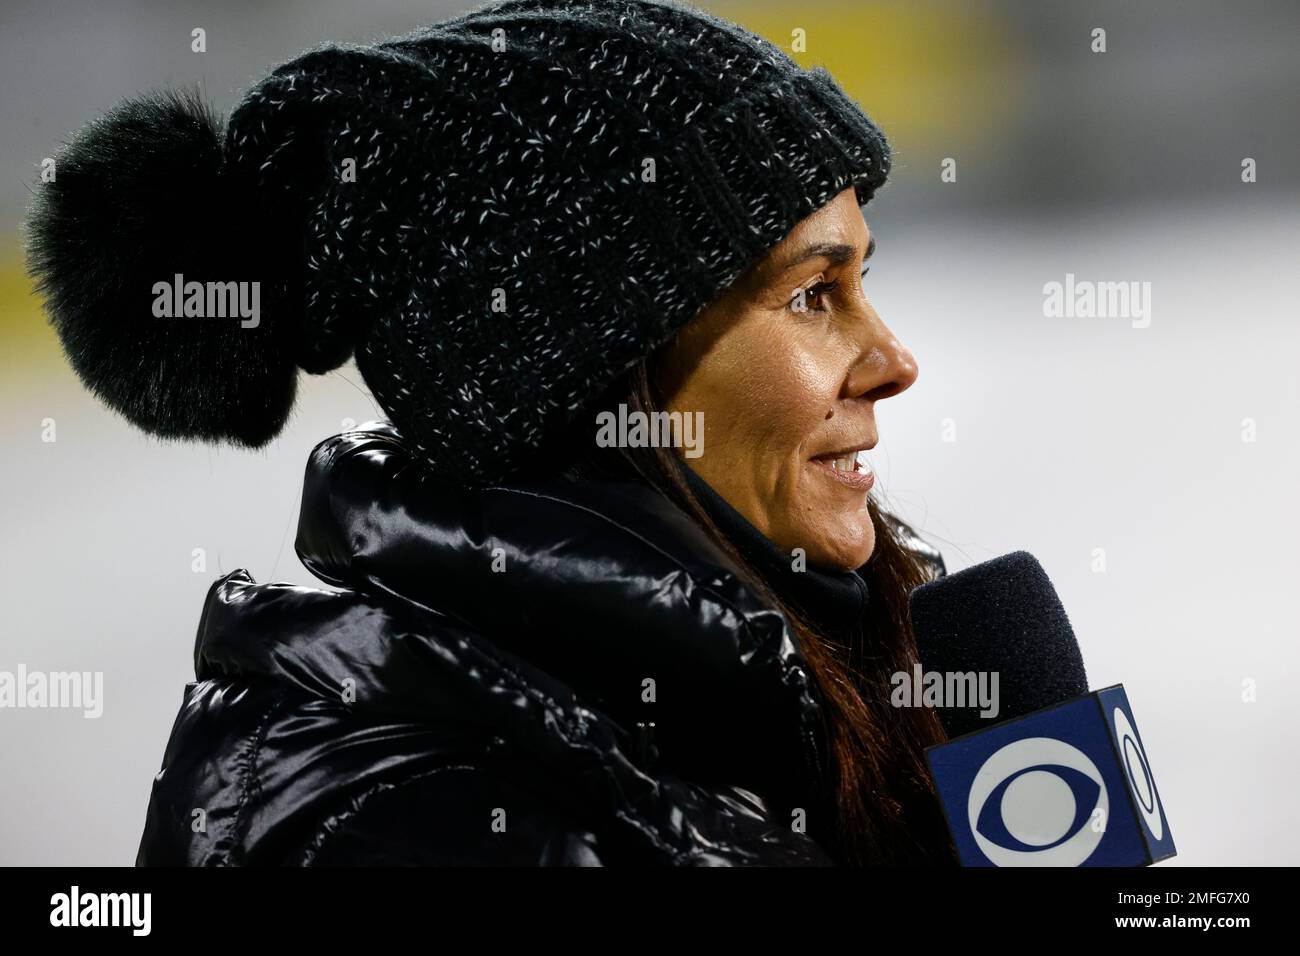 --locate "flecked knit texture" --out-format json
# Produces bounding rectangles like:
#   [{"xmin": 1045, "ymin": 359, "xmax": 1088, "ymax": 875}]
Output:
[{"xmin": 224, "ymin": 0, "xmax": 891, "ymax": 483}]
